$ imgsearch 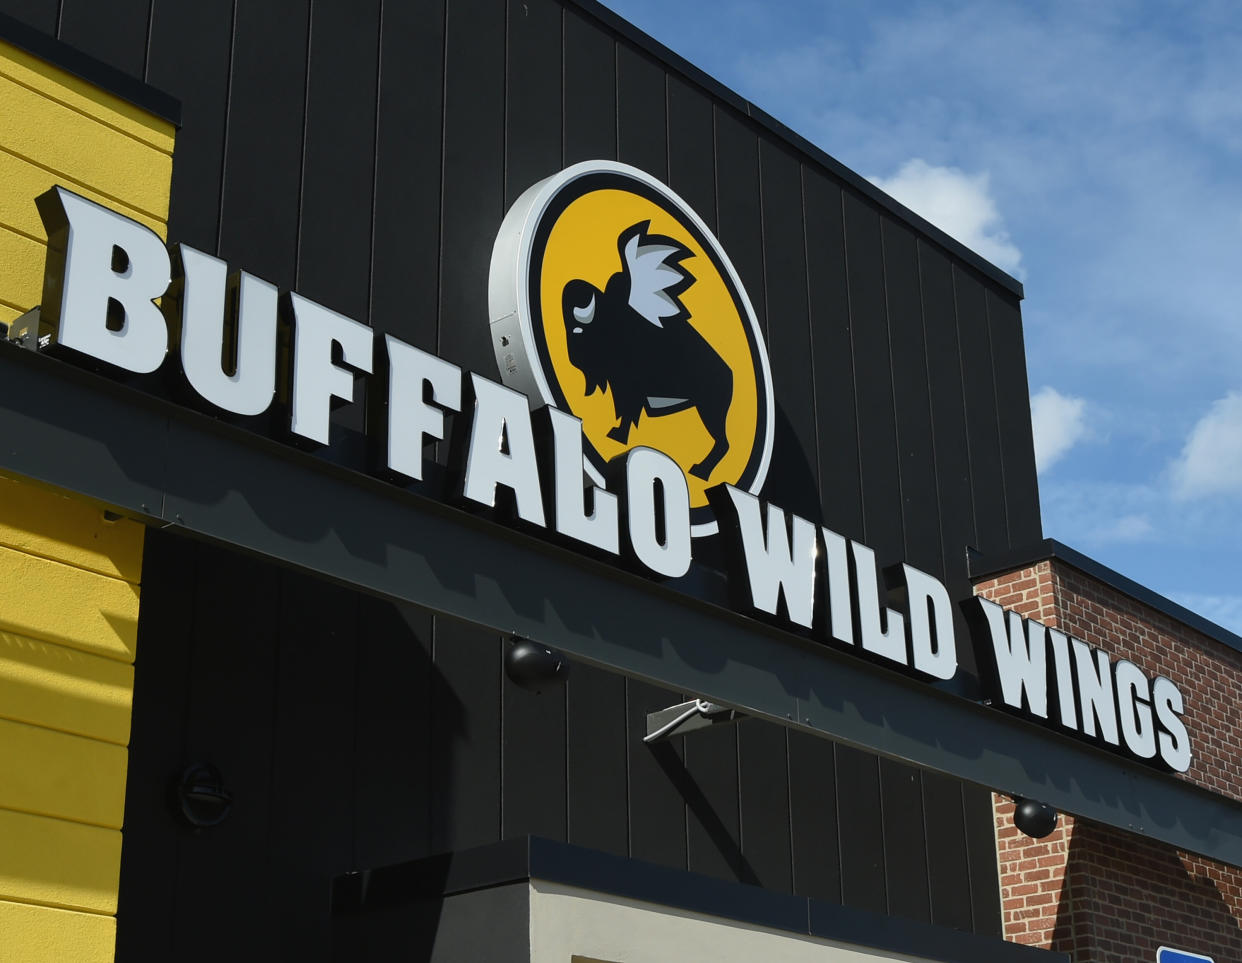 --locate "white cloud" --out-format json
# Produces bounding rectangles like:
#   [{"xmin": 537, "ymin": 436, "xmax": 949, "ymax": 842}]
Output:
[
  {"xmin": 1171, "ymin": 391, "xmax": 1242, "ymax": 499},
  {"xmin": 1029, "ymin": 386, "xmax": 1087, "ymax": 473},
  {"xmin": 868, "ymin": 160, "xmax": 1024, "ymax": 277},
  {"xmin": 1090, "ymin": 513, "xmax": 1153, "ymax": 543},
  {"xmin": 1167, "ymin": 591, "xmax": 1242, "ymax": 636}
]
